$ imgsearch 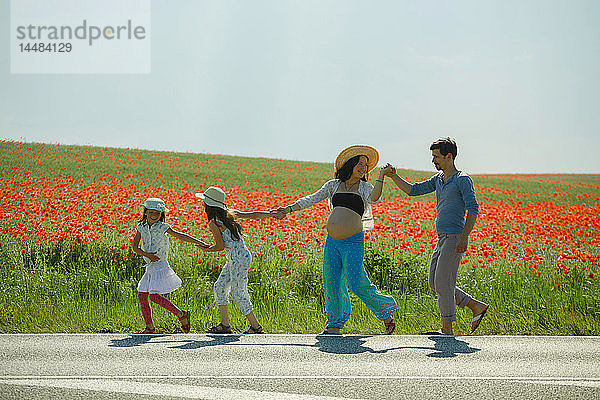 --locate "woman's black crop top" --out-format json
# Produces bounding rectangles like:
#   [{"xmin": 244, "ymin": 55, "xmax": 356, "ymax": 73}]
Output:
[{"xmin": 331, "ymin": 192, "xmax": 364, "ymax": 216}]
